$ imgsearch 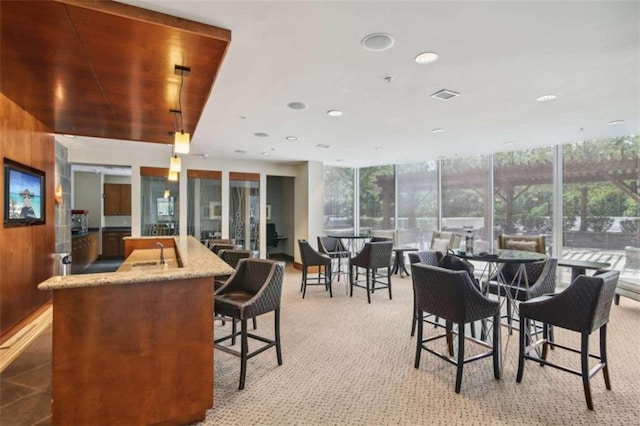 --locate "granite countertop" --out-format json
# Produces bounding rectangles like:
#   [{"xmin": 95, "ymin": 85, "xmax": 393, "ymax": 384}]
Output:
[{"xmin": 39, "ymin": 236, "xmax": 234, "ymax": 290}]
